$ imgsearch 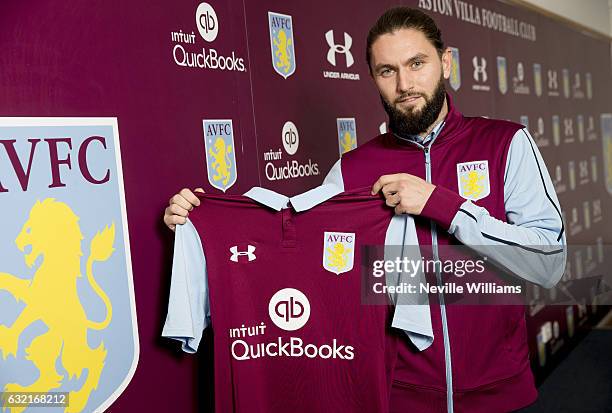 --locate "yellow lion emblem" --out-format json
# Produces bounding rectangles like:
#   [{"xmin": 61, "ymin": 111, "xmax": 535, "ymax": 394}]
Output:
[
  {"xmin": 340, "ymin": 131, "xmax": 356, "ymax": 154},
  {"xmin": 208, "ymin": 137, "xmax": 233, "ymax": 186},
  {"xmin": 273, "ymin": 29, "xmax": 293, "ymax": 74},
  {"xmin": 326, "ymin": 243, "xmax": 352, "ymax": 273},
  {"xmin": 461, "ymin": 170, "xmax": 485, "ymax": 198},
  {"xmin": 0, "ymin": 199, "xmax": 115, "ymax": 413}
]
